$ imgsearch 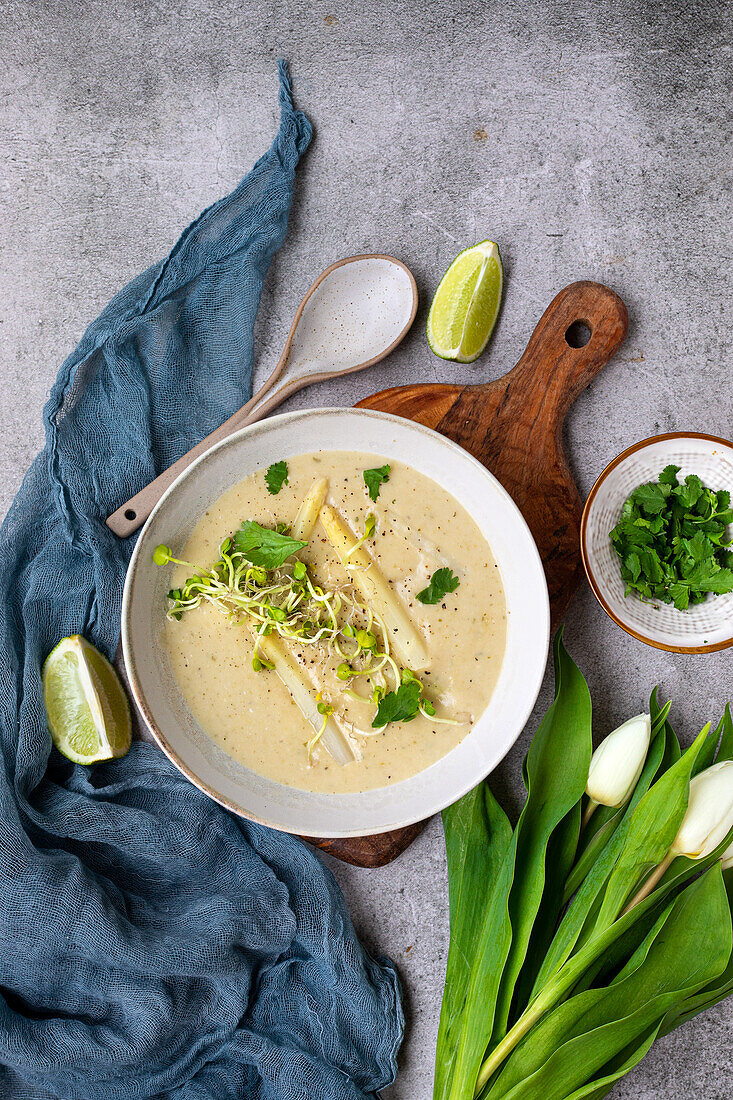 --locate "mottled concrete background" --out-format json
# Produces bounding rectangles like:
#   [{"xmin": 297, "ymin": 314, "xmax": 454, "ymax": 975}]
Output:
[{"xmin": 1, "ymin": 1, "xmax": 731, "ymax": 1096}]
